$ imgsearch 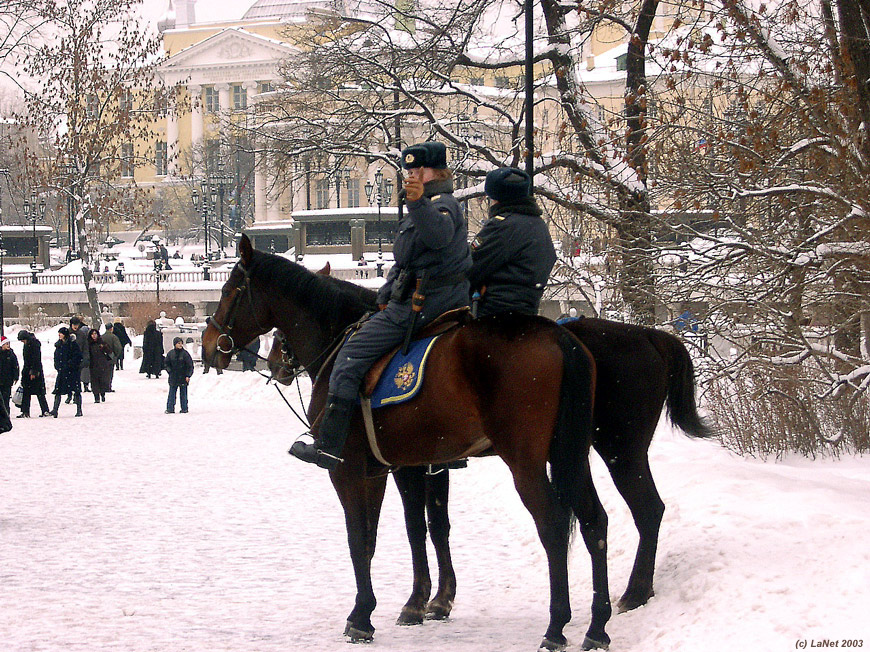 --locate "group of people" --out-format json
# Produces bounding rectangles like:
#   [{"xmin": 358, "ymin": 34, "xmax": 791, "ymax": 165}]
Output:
[
  {"xmin": 0, "ymin": 316, "xmax": 134, "ymax": 424},
  {"xmin": 290, "ymin": 141, "xmax": 556, "ymax": 470}
]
